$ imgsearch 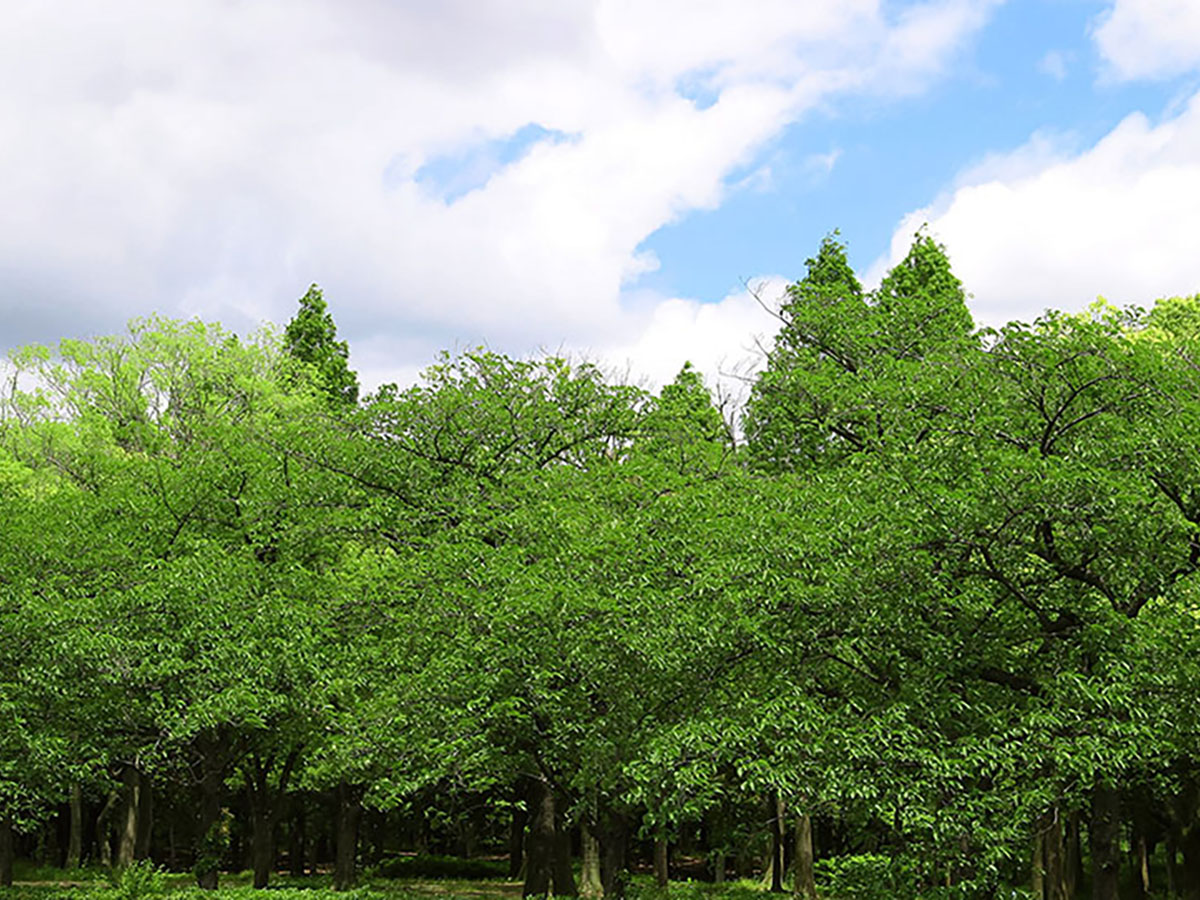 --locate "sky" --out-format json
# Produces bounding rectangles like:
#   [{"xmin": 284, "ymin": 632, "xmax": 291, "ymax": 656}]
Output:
[{"xmin": 4, "ymin": 0, "xmax": 1200, "ymax": 396}]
